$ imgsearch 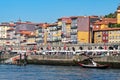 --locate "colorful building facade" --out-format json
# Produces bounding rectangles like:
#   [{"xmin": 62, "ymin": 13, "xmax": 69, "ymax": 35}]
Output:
[
  {"xmin": 77, "ymin": 16, "xmax": 99, "ymax": 43},
  {"xmin": 117, "ymin": 6, "xmax": 120, "ymax": 24},
  {"xmin": 94, "ymin": 28, "xmax": 120, "ymax": 43},
  {"xmin": 0, "ymin": 24, "xmax": 10, "ymax": 45},
  {"xmin": 58, "ymin": 17, "xmax": 71, "ymax": 43},
  {"xmin": 1, "ymin": 6, "xmax": 120, "ymax": 46},
  {"xmin": 70, "ymin": 16, "xmax": 78, "ymax": 44}
]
